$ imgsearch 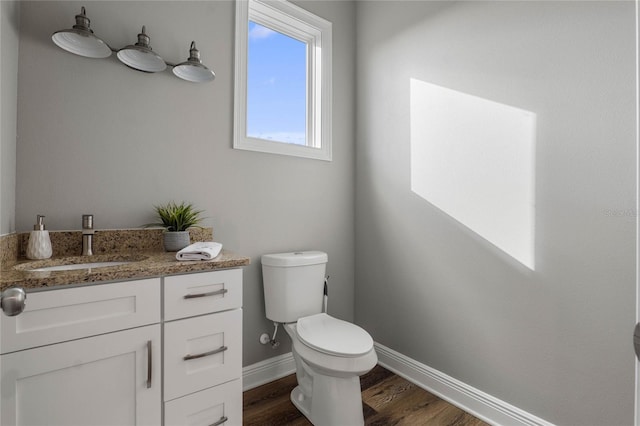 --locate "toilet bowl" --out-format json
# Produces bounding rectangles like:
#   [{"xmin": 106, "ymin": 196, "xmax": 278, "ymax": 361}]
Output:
[
  {"xmin": 285, "ymin": 316, "xmax": 377, "ymax": 425},
  {"xmin": 289, "ymin": 313, "xmax": 377, "ymax": 377},
  {"xmin": 261, "ymin": 251, "xmax": 377, "ymax": 426}
]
